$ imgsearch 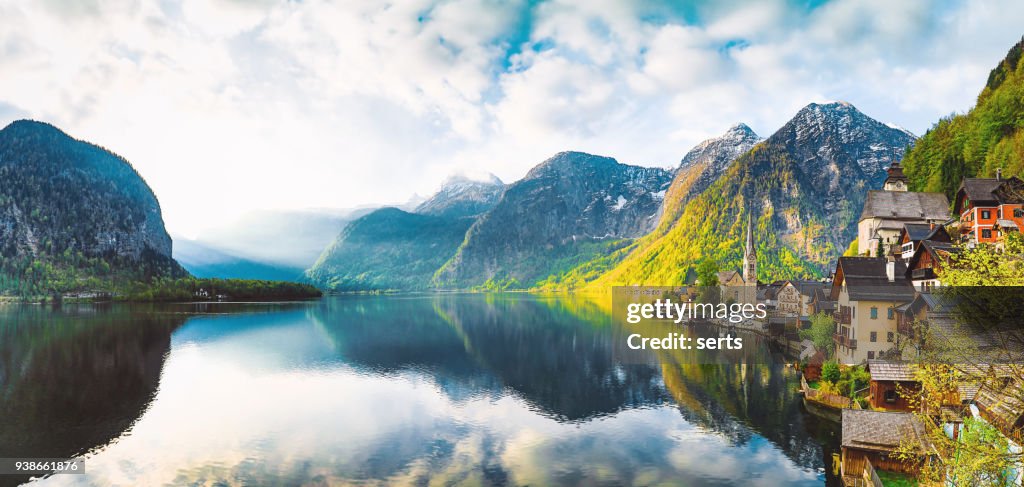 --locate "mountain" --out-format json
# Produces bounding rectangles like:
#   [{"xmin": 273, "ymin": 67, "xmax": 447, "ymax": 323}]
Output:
[
  {"xmin": 0, "ymin": 120, "xmax": 184, "ymax": 294},
  {"xmin": 902, "ymin": 36, "xmax": 1024, "ymax": 197},
  {"xmin": 306, "ymin": 174, "xmax": 504, "ymax": 291},
  {"xmin": 192, "ymin": 207, "xmax": 370, "ymax": 269},
  {"xmin": 674, "ymin": 123, "xmax": 763, "ymax": 207},
  {"xmin": 582, "ymin": 101, "xmax": 916, "ymax": 288},
  {"xmin": 173, "ymin": 238, "xmax": 304, "ymax": 282},
  {"xmin": 434, "ymin": 151, "xmax": 673, "ymax": 289},
  {"xmin": 414, "ymin": 173, "xmax": 505, "ymax": 218}
]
